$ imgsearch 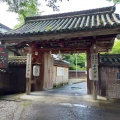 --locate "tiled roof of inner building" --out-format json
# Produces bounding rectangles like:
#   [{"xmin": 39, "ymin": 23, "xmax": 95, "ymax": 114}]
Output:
[
  {"xmin": 1, "ymin": 6, "xmax": 120, "ymax": 37},
  {"xmin": 0, "ymin": 23, "xmax": 11, "ymax": 31},
  {"xmin": 99, "ymin": 54, "xmax": 120, "ymax": 65},
  {"xmin": 8, "ymin": 56, "xmax": 70, "ymax": 66}
]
